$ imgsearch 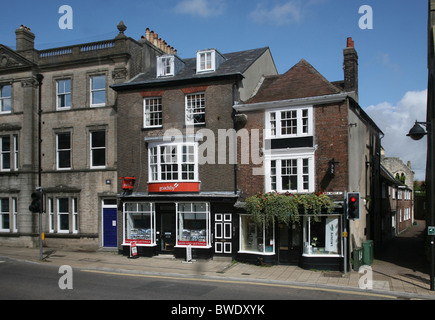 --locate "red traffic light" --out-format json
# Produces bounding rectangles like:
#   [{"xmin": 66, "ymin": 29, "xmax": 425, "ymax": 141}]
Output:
[{"xmin": 349, "ymin": 196, "xmax": 357, "ymax": 203}]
